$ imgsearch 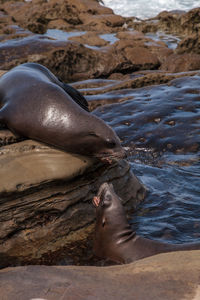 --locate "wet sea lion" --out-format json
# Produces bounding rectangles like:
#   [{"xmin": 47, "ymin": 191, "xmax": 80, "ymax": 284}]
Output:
[
  {"xmin": 93, "ymin": 183, "xmax": 200, "ymax": 264},
  {"xmin": 0, "ymin": 63, "xmax": 124, "ymax": 160}
]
